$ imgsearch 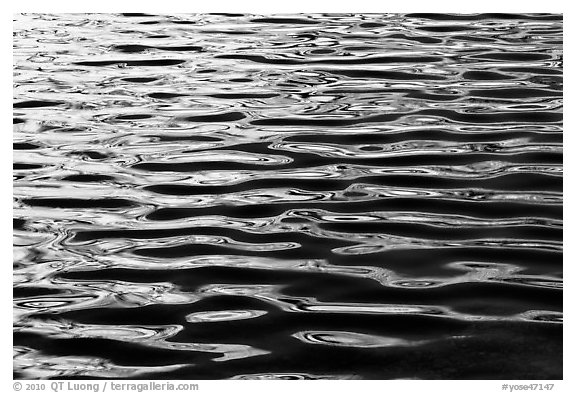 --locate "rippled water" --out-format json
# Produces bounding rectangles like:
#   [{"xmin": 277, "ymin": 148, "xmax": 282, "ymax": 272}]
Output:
[{"xmin": 13, "ymin": 13, "xmax": 563, "ymax": 380}]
